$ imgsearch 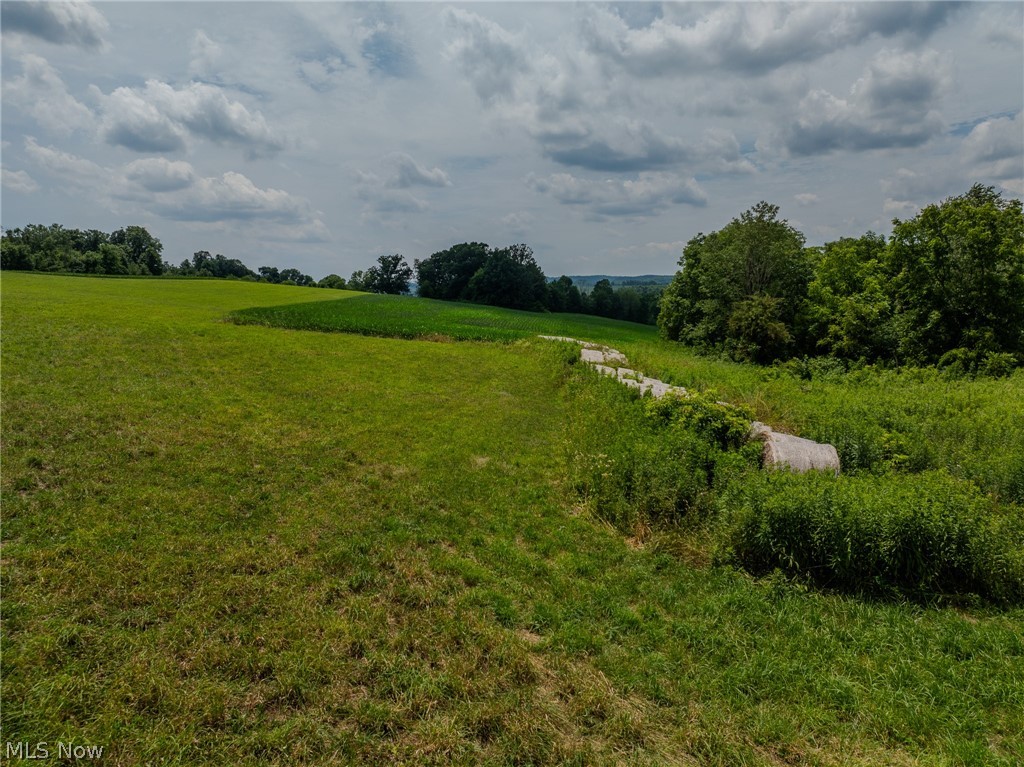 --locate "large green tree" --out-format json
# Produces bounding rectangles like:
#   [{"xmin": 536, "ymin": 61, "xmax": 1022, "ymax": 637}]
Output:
[
  {"xmin": 546, "ymin": 275, "xmax": 584, "ymax": 313},
  {"xmin": 464, "ymin": 244, "xmax": 547, "ymax": 311},
  {"xmin": 415, "ymin": 242, "xmax": 488, "ymax": 300},
  {"xmin": 886, "ymin": 184, "xmax": 1024, "ymax": 364},
  {"xmin": 588, "ymin": 278, "xmax": 619, "ymax": 318},
  {"xmin": 110, "ymin": 225, "xmax": 165, "ymax": 275},
  {"xmin": 363, "ymin": 254, "xmax": 413, "ymax": 294},
  {"xmin": 803, "ymin": 233, "xmax": 894, "ymax": 361},
  {"xmin": 658, "ymin": 202, "xmax": 811, "ymax": 361}
]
